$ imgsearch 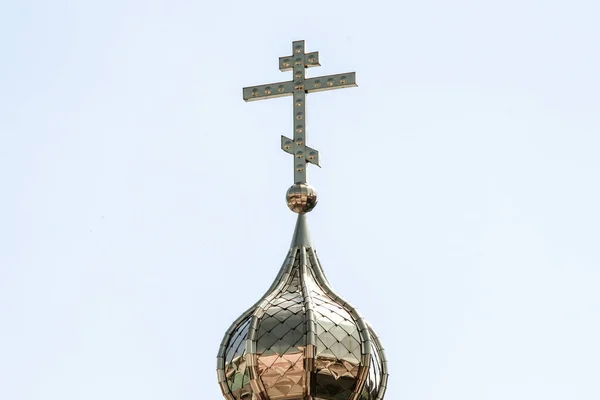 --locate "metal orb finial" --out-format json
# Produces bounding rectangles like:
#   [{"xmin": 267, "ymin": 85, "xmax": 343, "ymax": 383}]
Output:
[{"xmin": 286, "ymin": 183, "xmax": 318, "ymax": 213}]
